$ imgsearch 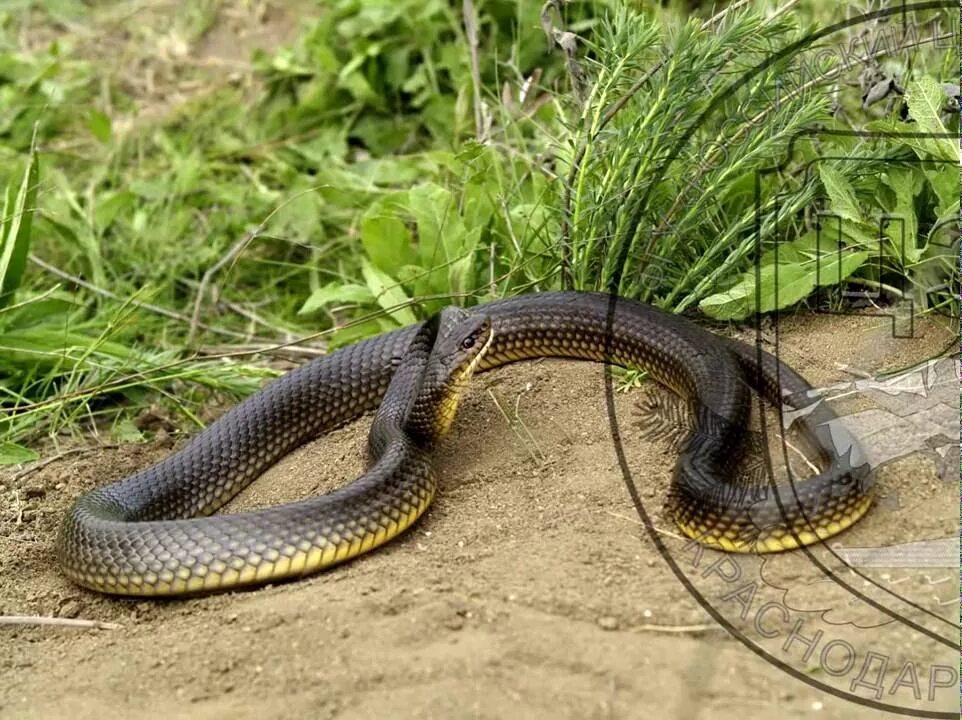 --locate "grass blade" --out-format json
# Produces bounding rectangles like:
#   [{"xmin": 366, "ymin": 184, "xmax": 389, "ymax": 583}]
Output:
[{"xmin": 0, "ymin": 126, "xmax": 39, "ymax": 311}]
